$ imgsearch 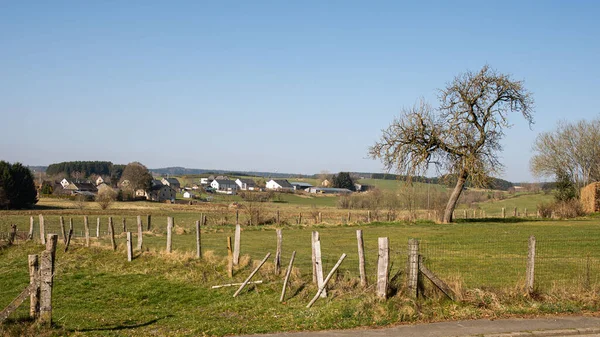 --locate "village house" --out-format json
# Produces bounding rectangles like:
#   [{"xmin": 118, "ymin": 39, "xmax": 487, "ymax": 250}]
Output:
[
  {"xmin": 183, "ymin": 191, "xmax": 196, "ymax": 199},
  {"xmin": 148, "ymin": 184, "xmax": 176, "ymax": 202},
  {"xmin": 265, "ymin": 179, "xmax": 294, "ymax": 191},
  {"xmin": 211, "ymin": 179, "xmax": 238, "ymax": 194},
  {"xmin": 235, "ymin": 178, "xmax": 257, "ymax": 191}
]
